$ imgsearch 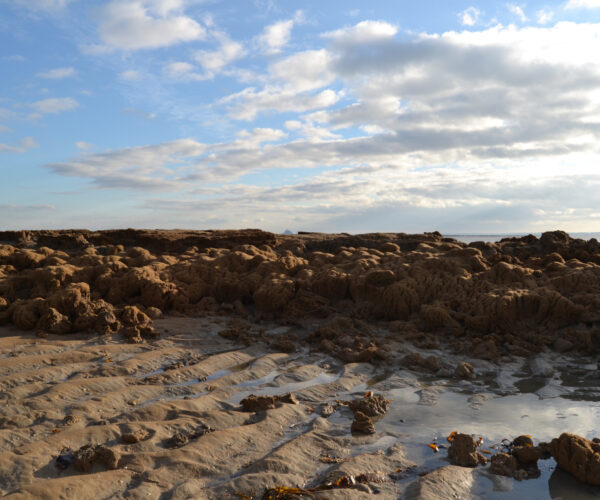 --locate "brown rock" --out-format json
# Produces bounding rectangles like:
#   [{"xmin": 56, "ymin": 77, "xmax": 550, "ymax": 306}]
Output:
[
  {"xmin": 74, "ymin": 445, "xmax": 120, "ymax": 472},
  {"xmin": 448, "ymin": 433, "xmax": 487, "ymax": 467},
  {"xmin": 122, "ymin": 429, "xmax": 150, "ymax": 444},
  {"xmin": 240, "ymin": 395, "xmax": 277, "ymax": 412},
  {"xmin": 351, "ymin": 411, "xmax": 376, "ymax": 435},
  {"xmin": 513, "ymin": 445, "xmax": 540, "ymax": 465},
  {"xmin": 276, "ymin": 393, "xmax": 298, "ymax": 405},
  {"xmin": 62, "ymin": 415, "xmax": 80, "ymax": 426},
  {"xmin": 551, "ymin": 433, "xmax": 600, "ymax": 485},
  {"xmin": 553, "ymin": 338, "xmax": 573, "ymax": 353},
  {"xmin": 320, "ymin": 403, "xmax": 335, "ymax": 418},
  {"xmin": 347, "ymin": 392, "xmax": 389, "ymax": 418},
  {"xmin": 454, "ymin": 362, "xmax": 475, "ymax": 379},
  {"xmin": 490, "ymin": 453, "xmax": 518, "ymax": 477},
  {"xmin": 37, "ymin": 307, "xmax": 71, "ymax": 334}
]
